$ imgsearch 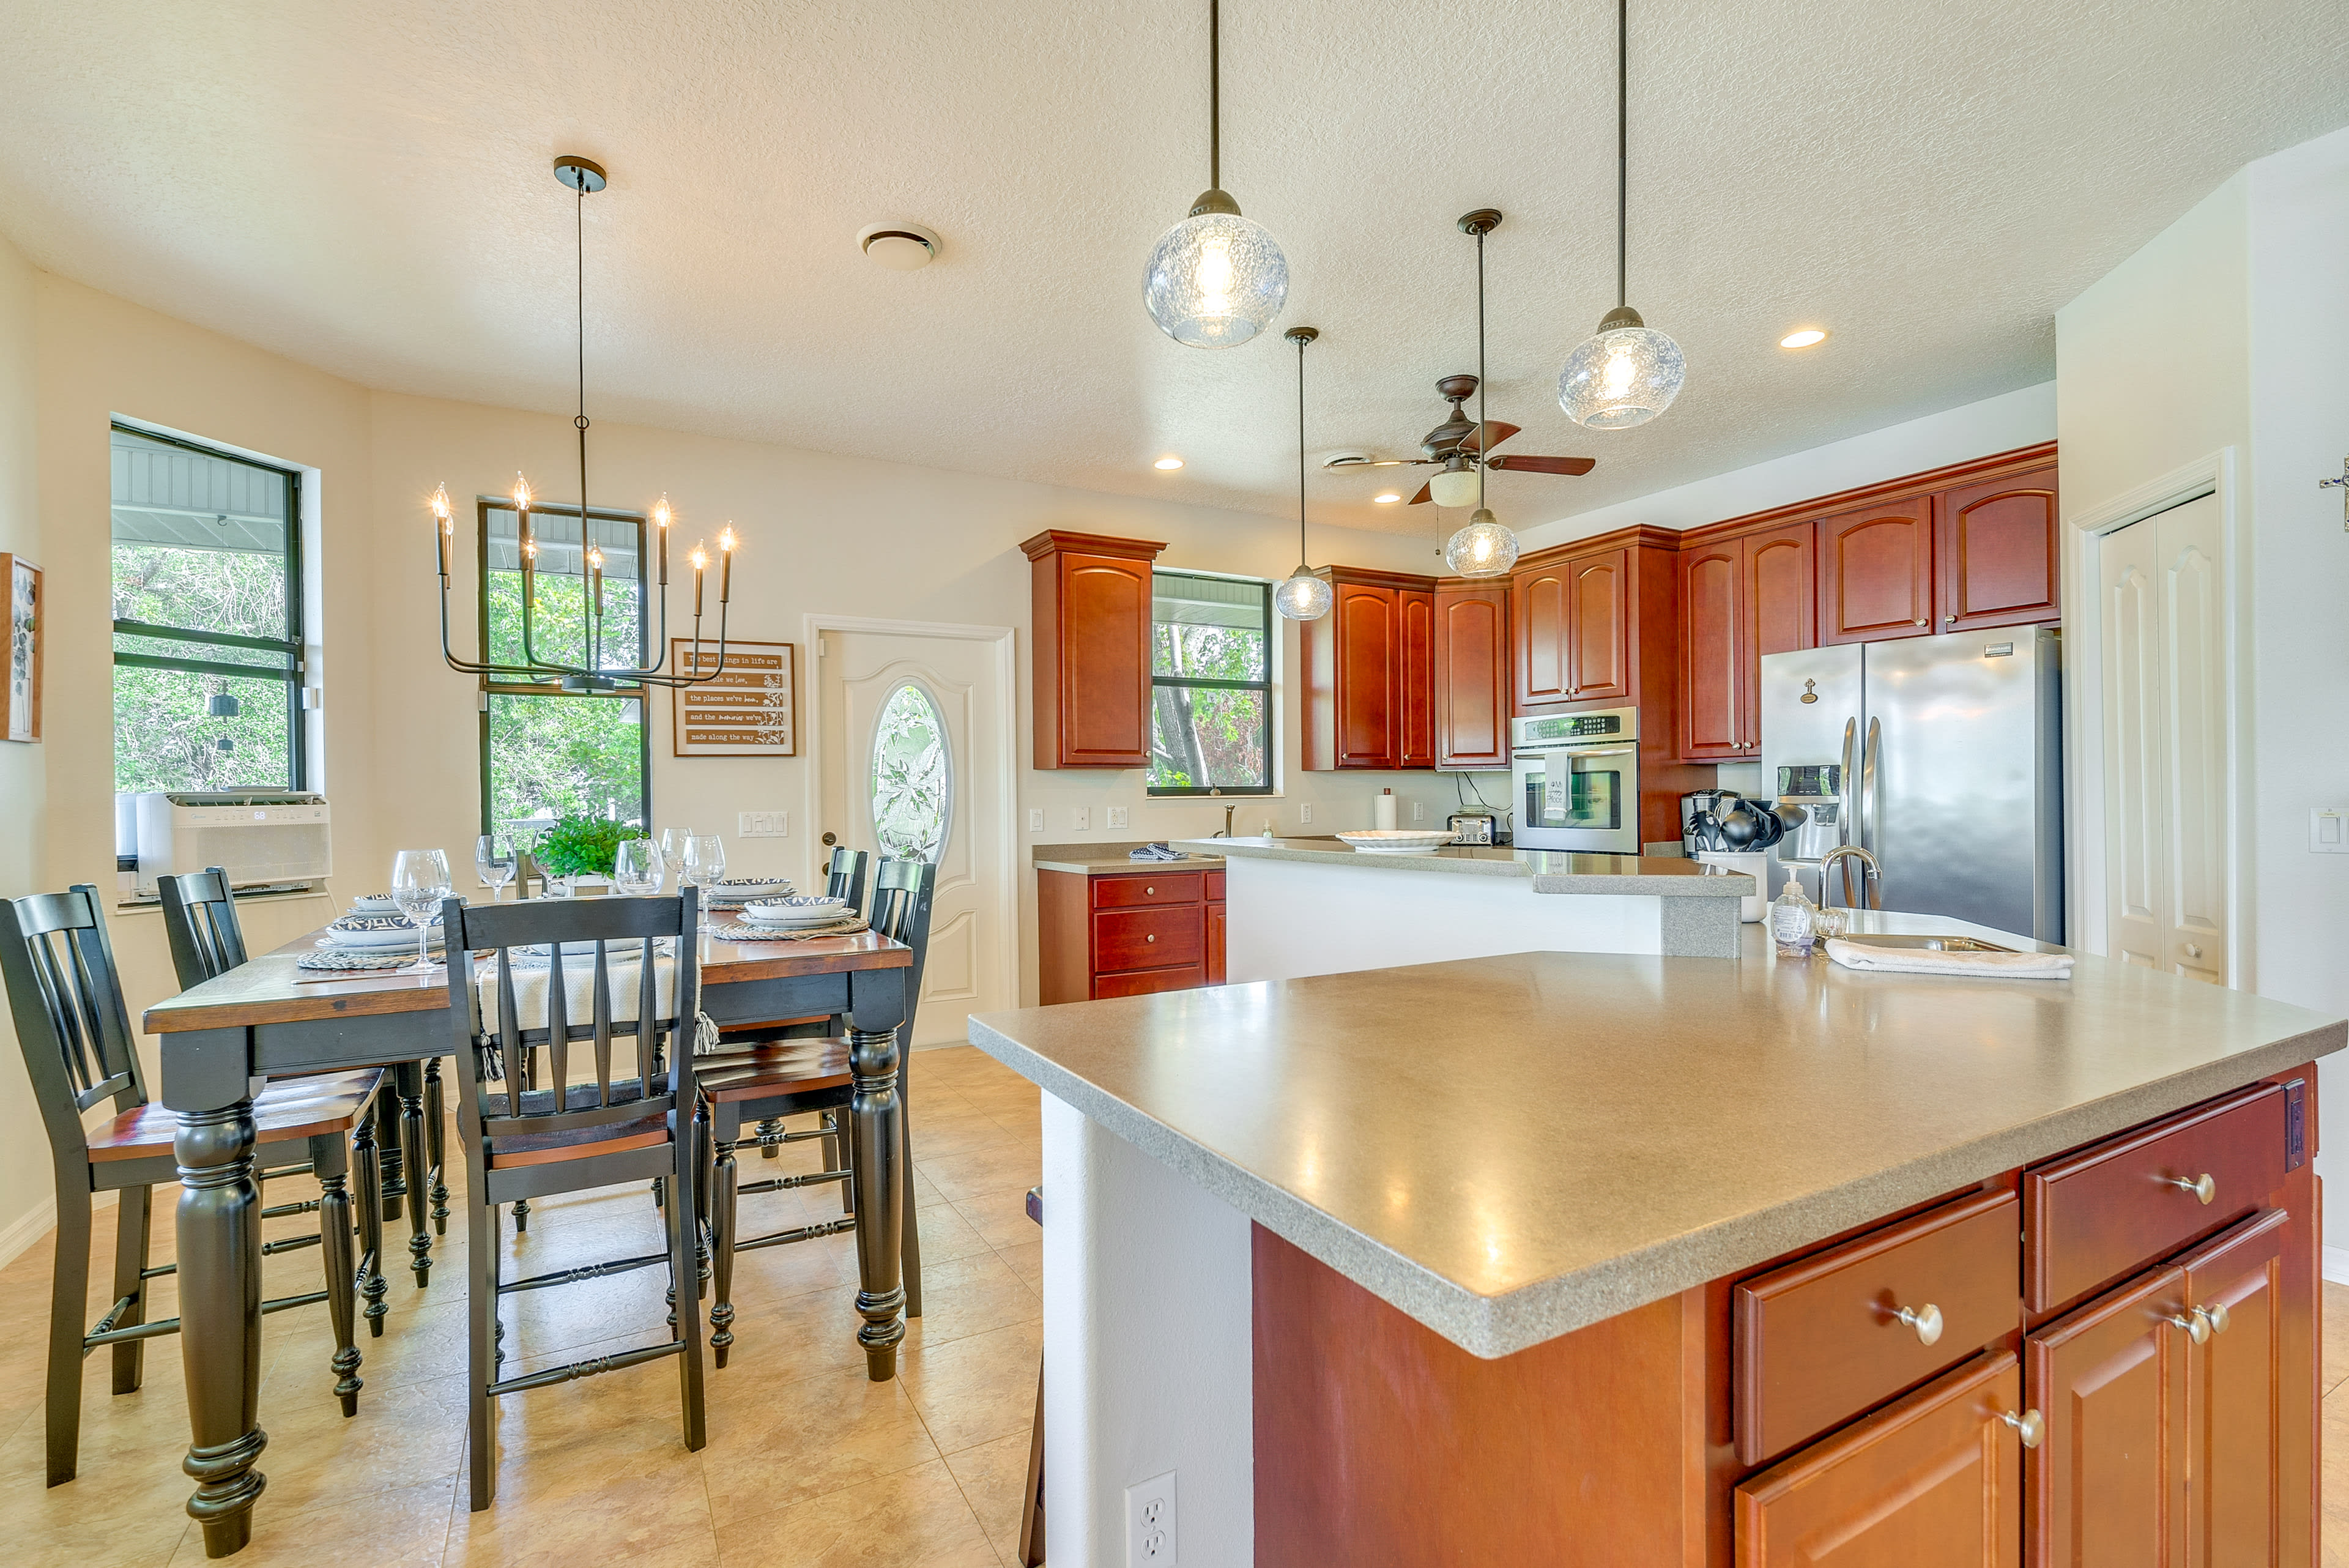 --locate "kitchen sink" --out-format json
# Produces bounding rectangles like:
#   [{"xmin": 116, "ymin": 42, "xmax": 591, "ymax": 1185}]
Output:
[{"xmin": 1830, "ymin": 933, "xmax": 2016, "ymax": 953}]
